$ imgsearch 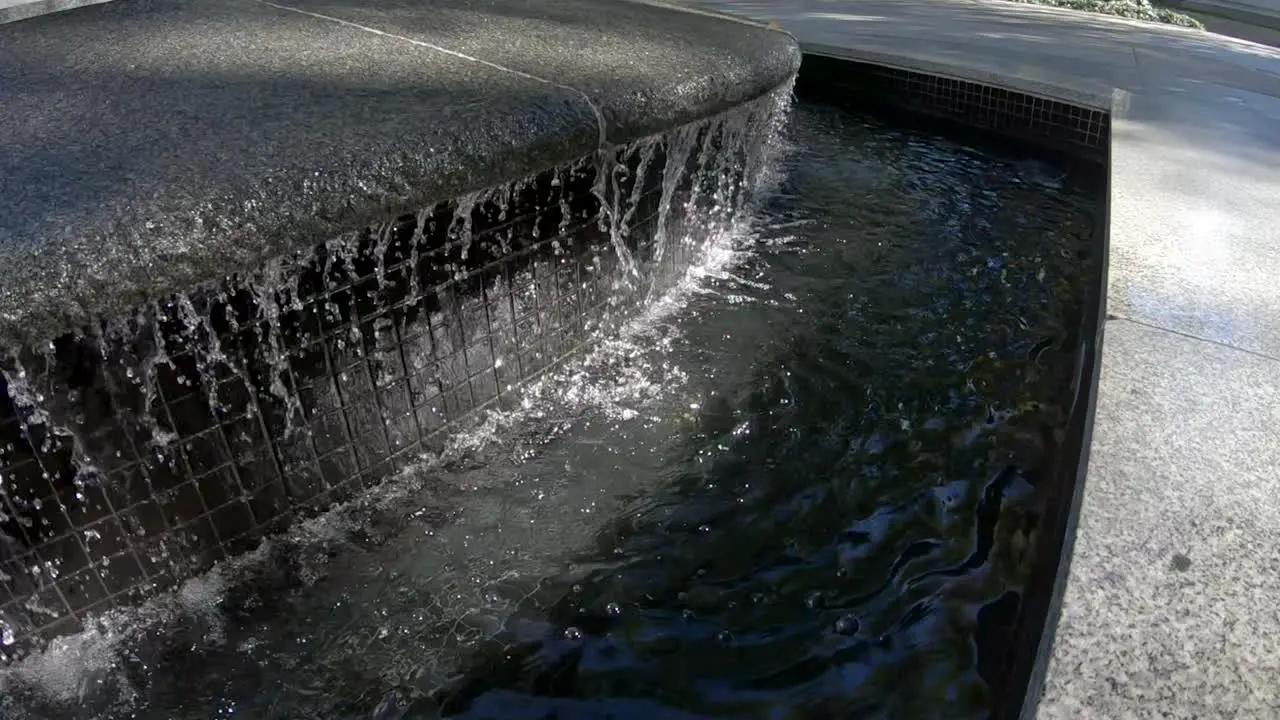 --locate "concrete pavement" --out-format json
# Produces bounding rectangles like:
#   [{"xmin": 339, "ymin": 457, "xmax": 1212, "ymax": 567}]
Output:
[
  {"xmin": 1167, "ymin": 0, "xmax": 1280, "ymax": 32},
  {"xmin": 679, "ymin": 0, "xmax": 1280, "ymax": 716},
  {"xmin": 1182, "ymin": 10, "xmax": 1280, "ymax": 46}
]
